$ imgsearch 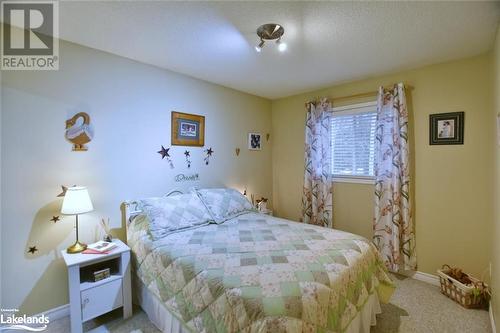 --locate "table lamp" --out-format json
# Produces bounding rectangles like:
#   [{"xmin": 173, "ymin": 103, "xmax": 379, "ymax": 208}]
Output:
[{"xmin": 61, "ymin": 186, "xmax": 94, "ymax": 253}]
